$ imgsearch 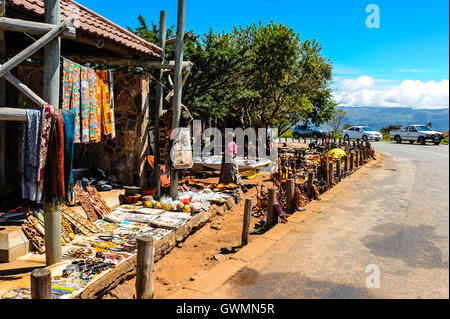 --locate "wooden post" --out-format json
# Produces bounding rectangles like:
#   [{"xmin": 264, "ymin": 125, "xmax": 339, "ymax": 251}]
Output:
[
  {"xmin": 344, "ymin": 155, "xmax": 349, "ymax": 174},
  {"xmin": 307, "ymin": 171, "xmax": 315, "ymax": 198},
  {"xmin": 267, "ymin": 187, "xmax": 276, "ymax": 226},
  {"xmin": 350, "ymin": 152, "xmax": 354, "ymax": 171},
  {"xmin": 328, "ymin": 162, "xmax": 334, "ymax": 186},
  {"xmin": 286, "ymin": 178, "xmax": 295, "ymax": 214},
  {"xmin": 154, "ymin": 10, "xmax": 166, "ymax": 198},
  {"xmin": 241, "ymin": 198, "xmax": 252, "ymax": 246},
  {"xmin": 336, "ymin": 159, "xmax": 342, "ymax": 177},
  {"xmin": 0, "ymin": 4, "xmax": 5, "ymax": 195},
  {"xmin": 359, "ymin": 150, "xmax": 363, "ymax": 166},
  {"xmin": 354, "ymin": 151, "xmax": 359, "ymax": 168},
  {"xmin": 31, "ymin": 268, "xmax": 51, "ymax": 299},
  {"xmin": 170, "ymin": 0, "xmax": 186, "ymax": 200},
  {"xmin": 135, "ymin": 234, "xmax": 154, "ymax": 299},
  {"xmin": 43, "ymin": 0, "xmax": 62, "ymax": 266}
]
